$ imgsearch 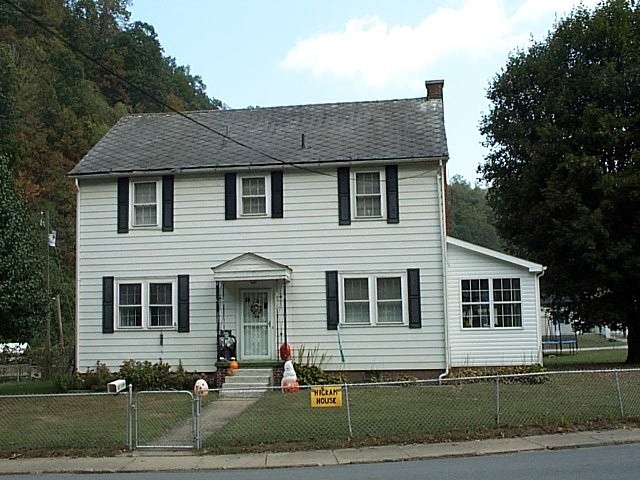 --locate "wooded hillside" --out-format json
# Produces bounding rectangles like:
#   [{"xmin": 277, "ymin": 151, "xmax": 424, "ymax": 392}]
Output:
[{"xmin": 0, "ymin": 0, "xmax": 221, "ymax": 347}]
